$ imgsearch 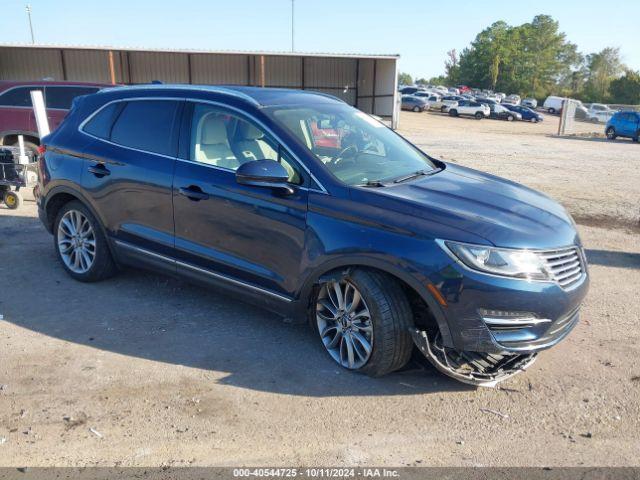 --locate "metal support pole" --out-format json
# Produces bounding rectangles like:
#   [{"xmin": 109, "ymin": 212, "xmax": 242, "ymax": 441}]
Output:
[
  {"xmin": 291, "ymin": 0, "xmax": 295, "ymax": 52},
  {"xmin": 260, "ymin": 55, "xmax": 265, "ymax": 87},
  {"xmin": 108, "ymin": 51, "xmax": 116, "ymax": 85},
  {"xmin": 26, "ymin": 5, "xmax": 35, "ymax": 44}
]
